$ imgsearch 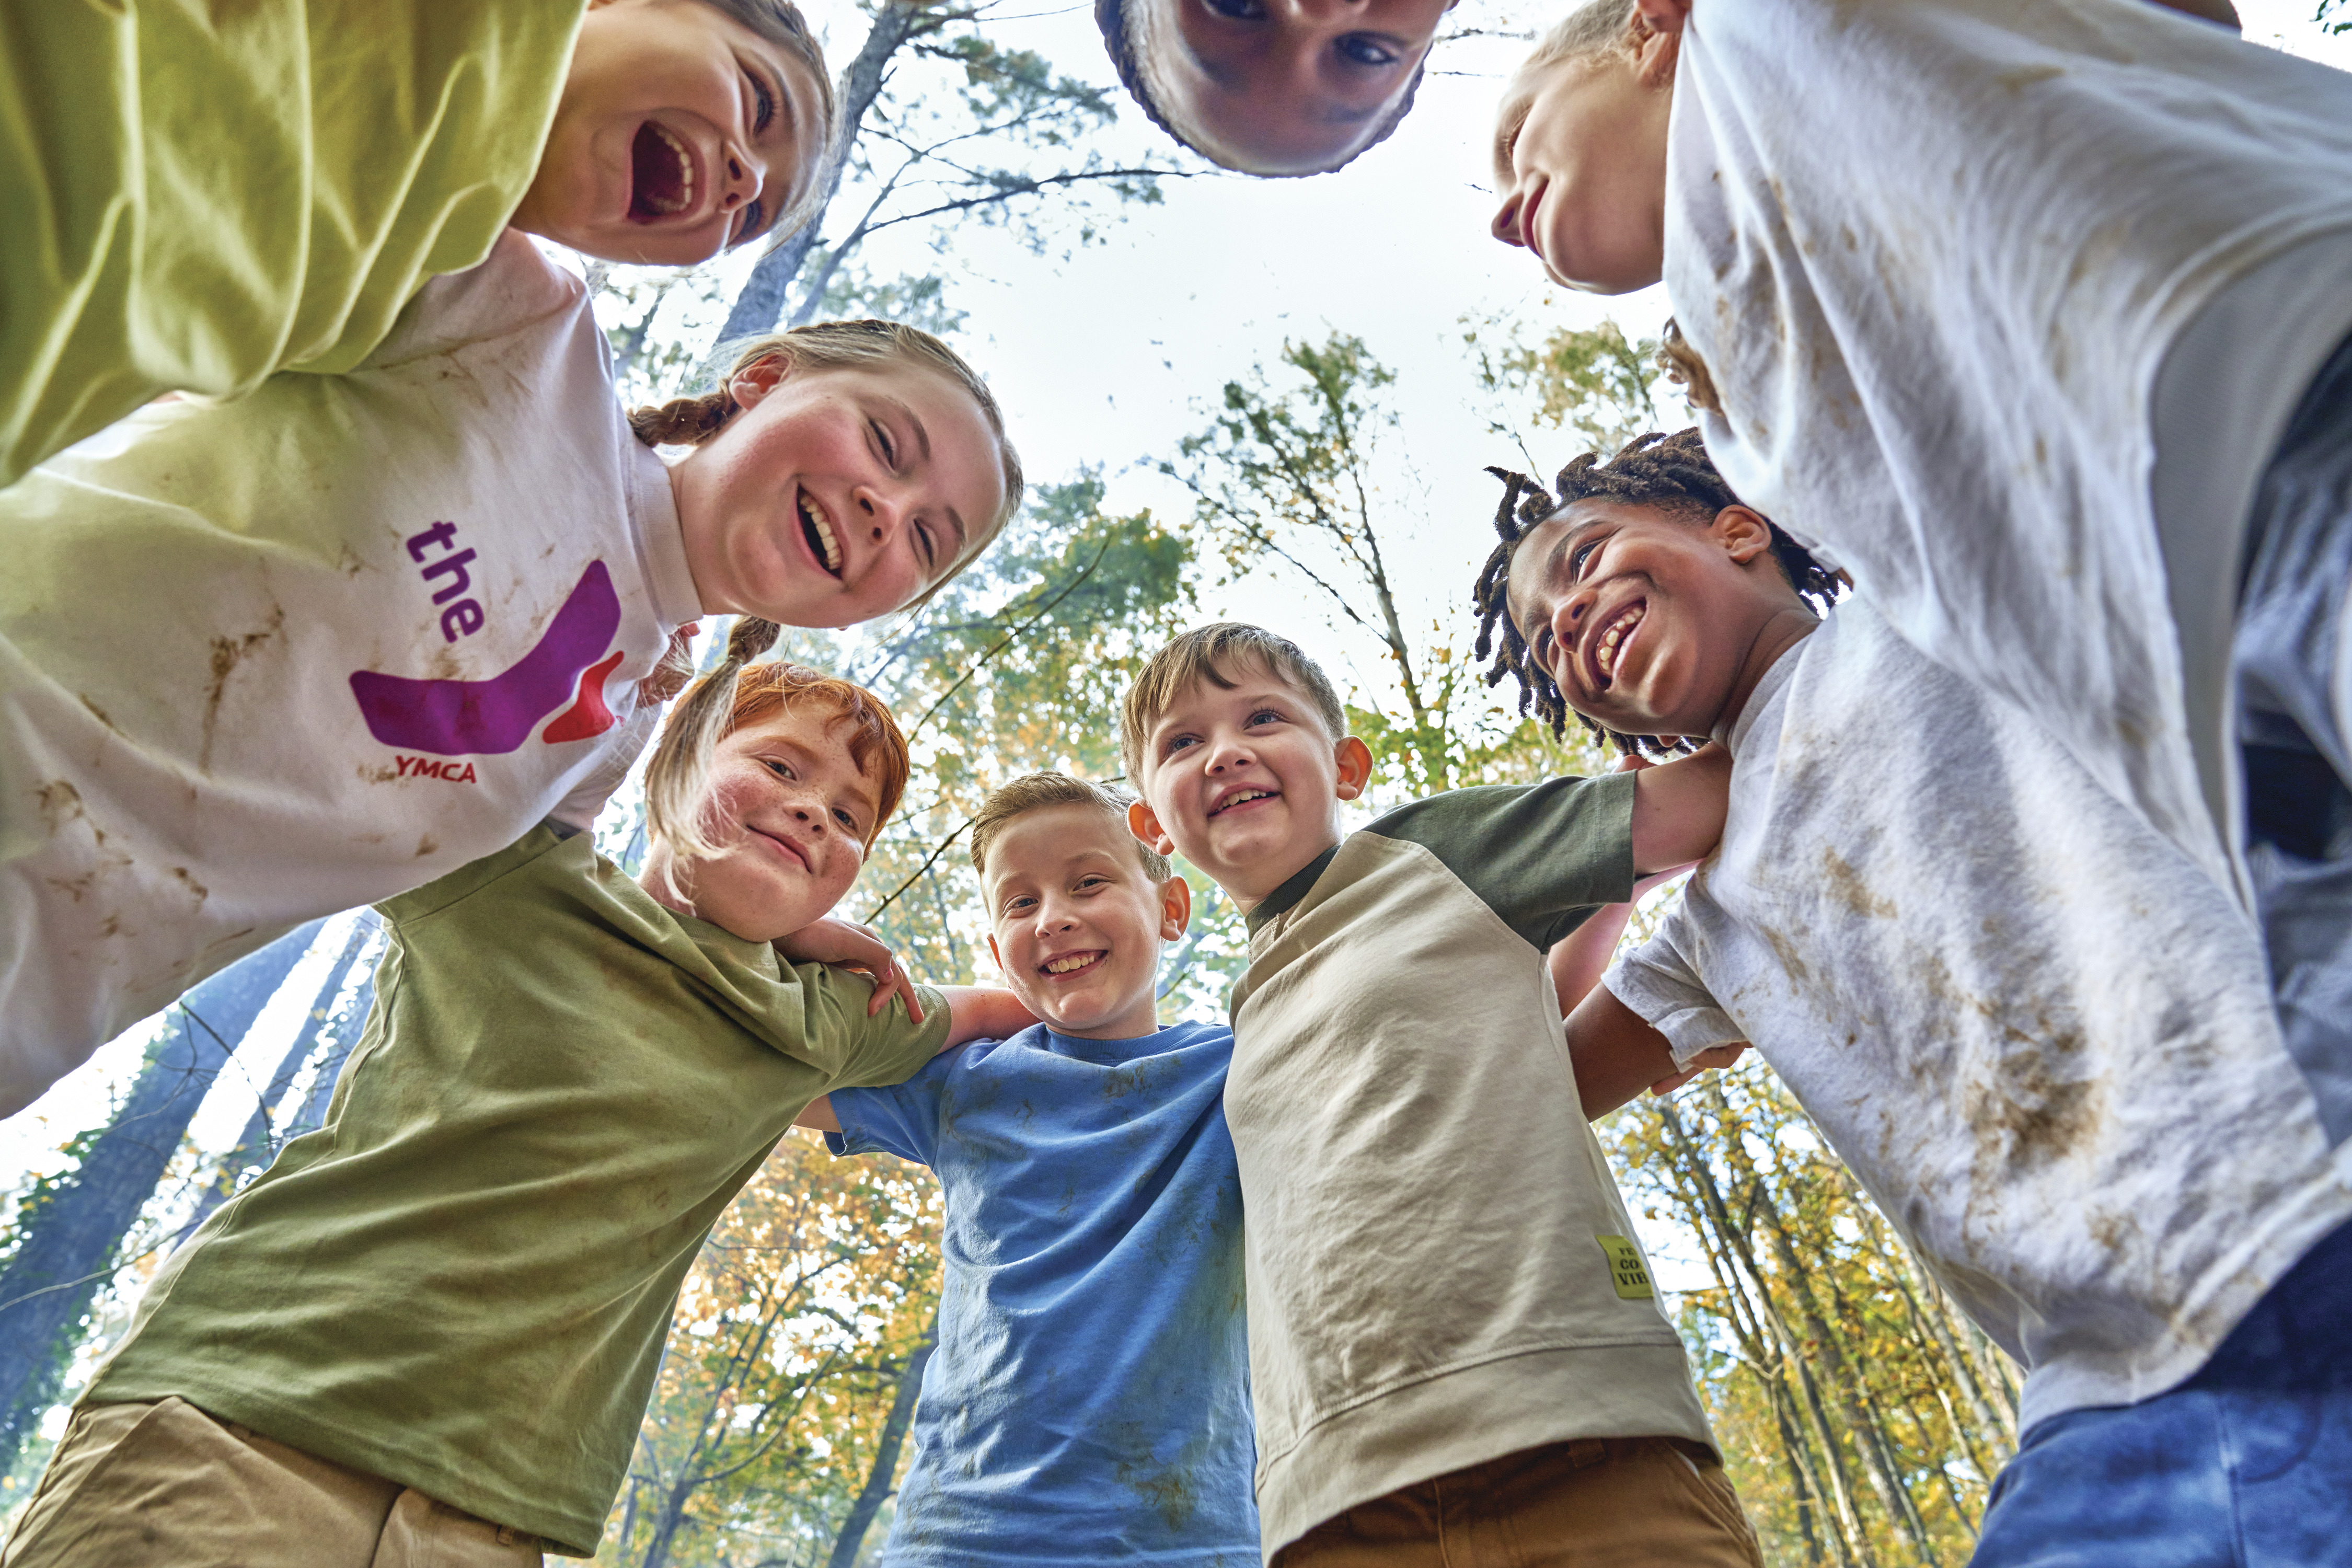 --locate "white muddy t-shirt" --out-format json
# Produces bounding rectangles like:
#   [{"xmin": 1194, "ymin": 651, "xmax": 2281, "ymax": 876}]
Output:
[
  {"xmin": 1607, "ymin": 598, "xmax": 2352, "ymax": 1432},
  {"xmin": 1666, "ymin": 0, "xmax": 2352, "ymax": 899},
  {"xmin": 0, "ymin": 231, "xmax": 697, "ymax": 1113}
]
